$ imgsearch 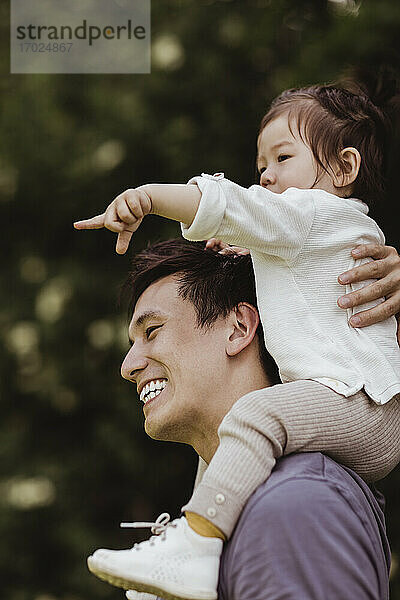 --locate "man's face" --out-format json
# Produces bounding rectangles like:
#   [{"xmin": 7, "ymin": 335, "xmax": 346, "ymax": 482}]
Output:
[{"xmin": 121, "ymin": 275, "xmax": 229, "ymax": 445}]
